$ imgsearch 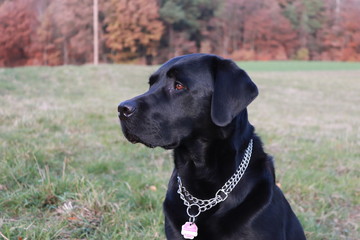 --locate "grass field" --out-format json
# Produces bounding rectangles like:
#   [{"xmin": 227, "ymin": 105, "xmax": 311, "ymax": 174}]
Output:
[{"xmin": 0, "ymin": 61, "xmax": 359, "ymax": 239}]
